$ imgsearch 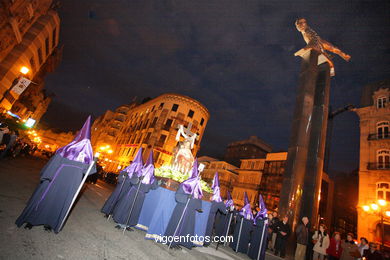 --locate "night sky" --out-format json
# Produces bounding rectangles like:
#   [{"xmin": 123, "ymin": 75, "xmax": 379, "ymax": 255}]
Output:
[{"xmin": 42, "ymin": 0, "xmax": 390, "ymax": 174}]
